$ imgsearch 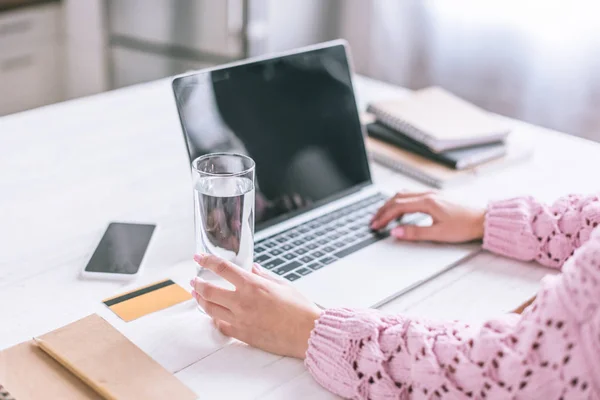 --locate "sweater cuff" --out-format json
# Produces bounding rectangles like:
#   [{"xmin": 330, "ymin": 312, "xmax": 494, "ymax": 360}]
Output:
[
  {"xmin": 483, "ymin": 198, "xmax": 540, "ymax": 261},
  {"xmin": 304, "ymin": 309, "xmax": 371, "ymax": 398}
]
